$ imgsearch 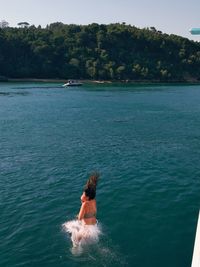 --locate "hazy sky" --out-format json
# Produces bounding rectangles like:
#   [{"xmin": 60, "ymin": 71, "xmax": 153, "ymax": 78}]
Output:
[{"xmin": 1, "ymin": 0, "xmax": 200, "ymax": 41}]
